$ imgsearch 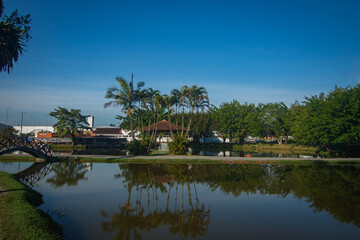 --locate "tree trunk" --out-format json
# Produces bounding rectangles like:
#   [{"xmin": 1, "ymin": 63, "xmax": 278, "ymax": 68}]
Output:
[
  {"xmin": 181, "ymin": 105, "xmax": 185, "ymax": 136},
  {"xmin": 129, "ymin": 113, "xmax": 135, "ymax": 141},
  {"xmin": 71, "ymin": 134, "xmax": 76, "ymax": 146},
  {"xmin": 167, "ymin": 106, "xmax": 173, "ymax": 138}
]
